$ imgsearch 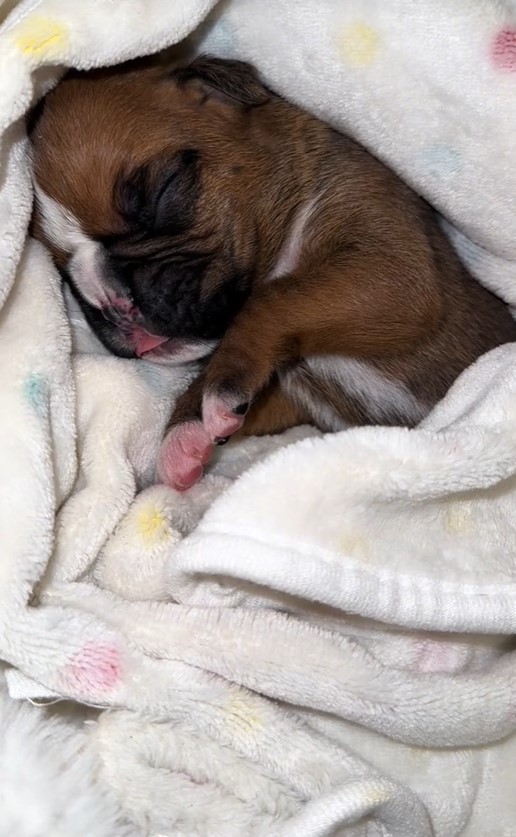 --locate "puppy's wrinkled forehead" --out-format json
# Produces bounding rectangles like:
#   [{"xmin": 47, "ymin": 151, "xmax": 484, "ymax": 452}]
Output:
[{"xmin": 29, "ymin": 58, "xmax": 269, "ymax": 241}]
